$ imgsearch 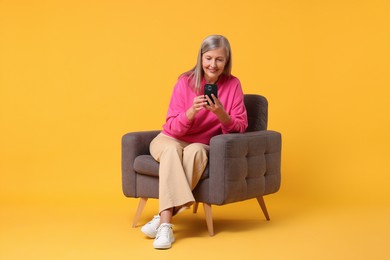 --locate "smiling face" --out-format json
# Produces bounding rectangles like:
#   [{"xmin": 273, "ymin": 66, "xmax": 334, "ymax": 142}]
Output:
[{"xmin": 202, "ymin": 47, "xmax": 227, "ymax": 84}]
